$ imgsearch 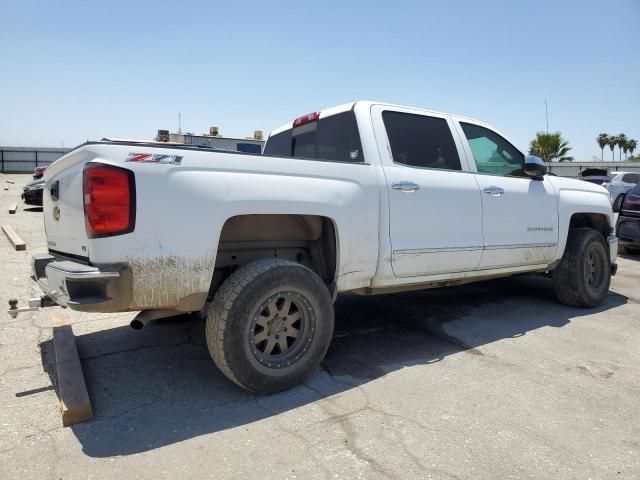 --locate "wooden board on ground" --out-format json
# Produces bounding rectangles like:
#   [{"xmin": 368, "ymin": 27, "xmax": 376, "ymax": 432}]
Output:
[
  {"xmin": 9, "ymin": 202, "xmax": 18, "ymax": 214},
  {"xmin": 51, "ymin": 316, "xmax": 93, "ymax": 426},
  {"xmin": 1, "ymin": 224, "xmax": 26, "ymax": 250}
]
